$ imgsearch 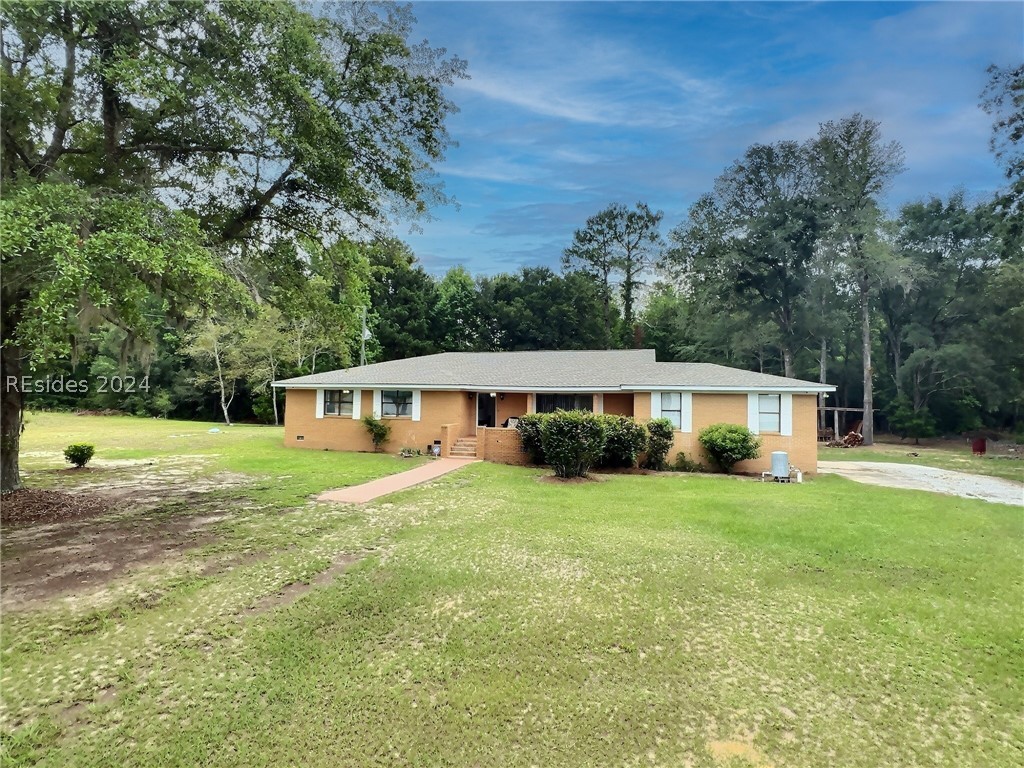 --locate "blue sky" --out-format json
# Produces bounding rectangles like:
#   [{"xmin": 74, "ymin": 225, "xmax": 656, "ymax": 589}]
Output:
[{"xmin": 400, "ymin": 1, "xmax": 1023, "ymax": 275}]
